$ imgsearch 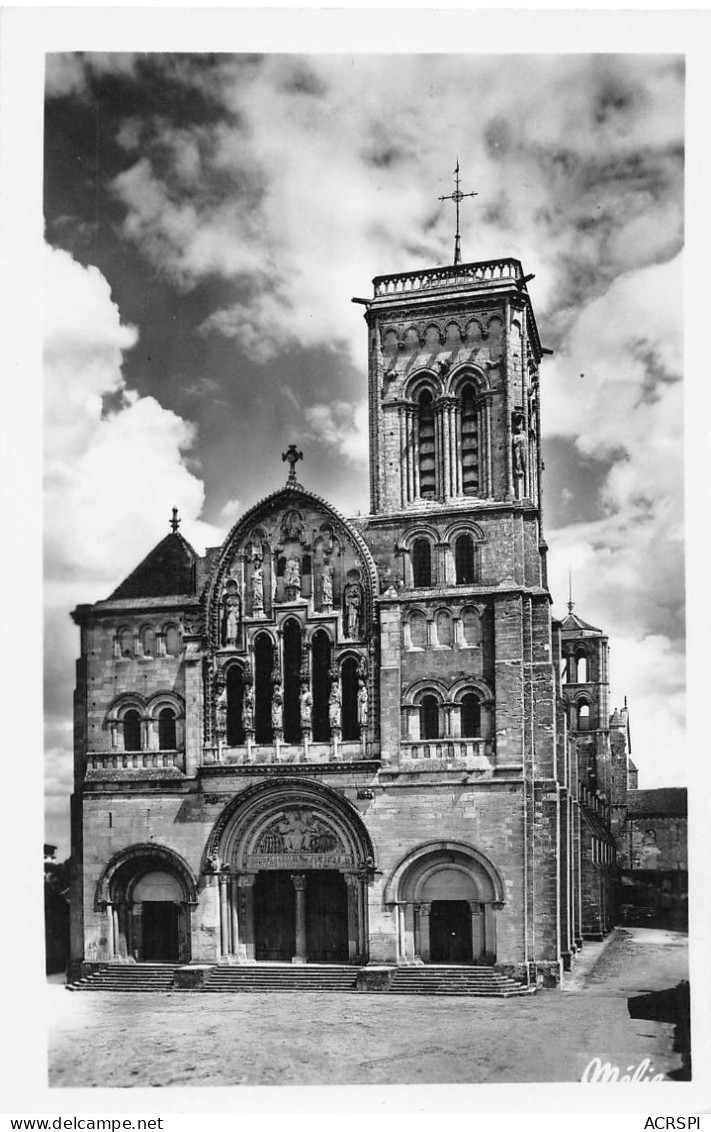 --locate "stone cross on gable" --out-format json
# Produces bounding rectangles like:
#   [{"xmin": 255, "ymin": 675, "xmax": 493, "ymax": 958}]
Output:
[{"xmin": 282, "ymin": 444, "xmax": 304, "ymax": 485}]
